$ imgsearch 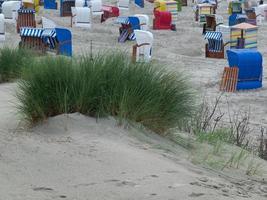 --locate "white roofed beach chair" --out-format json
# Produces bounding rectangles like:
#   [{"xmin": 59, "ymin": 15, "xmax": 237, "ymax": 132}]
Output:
[
  {"xmin": 2, "ymin": 1, "xmax": 21, "ymax": 22},
  {"xmin": 71, "ymin": 7, "xmax": 91, "ymax": 28},
  {"xmin": 132, "ymin": 30, "xmax": 153, "ymax": 62}
]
